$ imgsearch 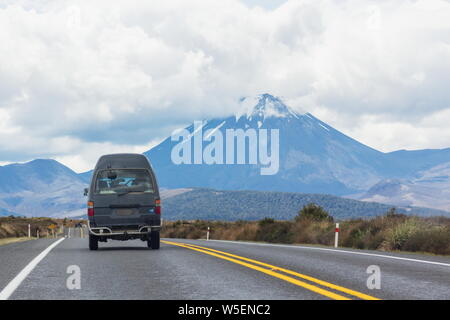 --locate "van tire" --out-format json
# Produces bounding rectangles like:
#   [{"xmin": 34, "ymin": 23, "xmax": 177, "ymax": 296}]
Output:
[
  {"xmin": 148, "ymin": 231, "xmax": 160, "ymax": 250},
  {"xmin": 89, "ymin": 234, "xmax": 98, "ymax": 250}
]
